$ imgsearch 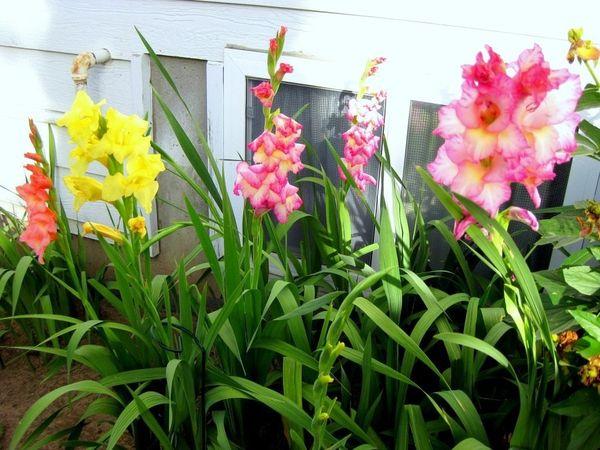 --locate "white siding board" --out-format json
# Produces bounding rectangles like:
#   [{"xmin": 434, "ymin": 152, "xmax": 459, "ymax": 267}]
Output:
[
  {"xmin": 191, "ymin": 0, "xmax": 599, "ymax": 42},
  {"xmin": 1, "ymin": 1, "xmax": 597, "ymax": 67},
  {"xmin": 0, "ymin": 45, "xmax": 133, "ymax": 119}
]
